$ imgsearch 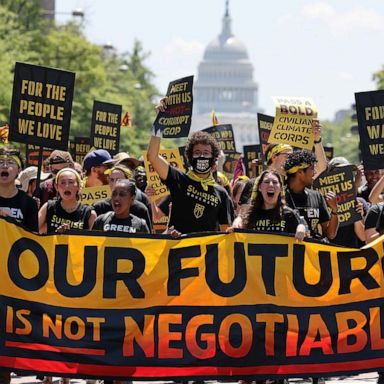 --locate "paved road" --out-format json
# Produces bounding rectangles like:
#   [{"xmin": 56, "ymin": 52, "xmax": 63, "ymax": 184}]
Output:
[{"xmin": 10, "ymin": 372, "xmax": 379, "ymax": 384}]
